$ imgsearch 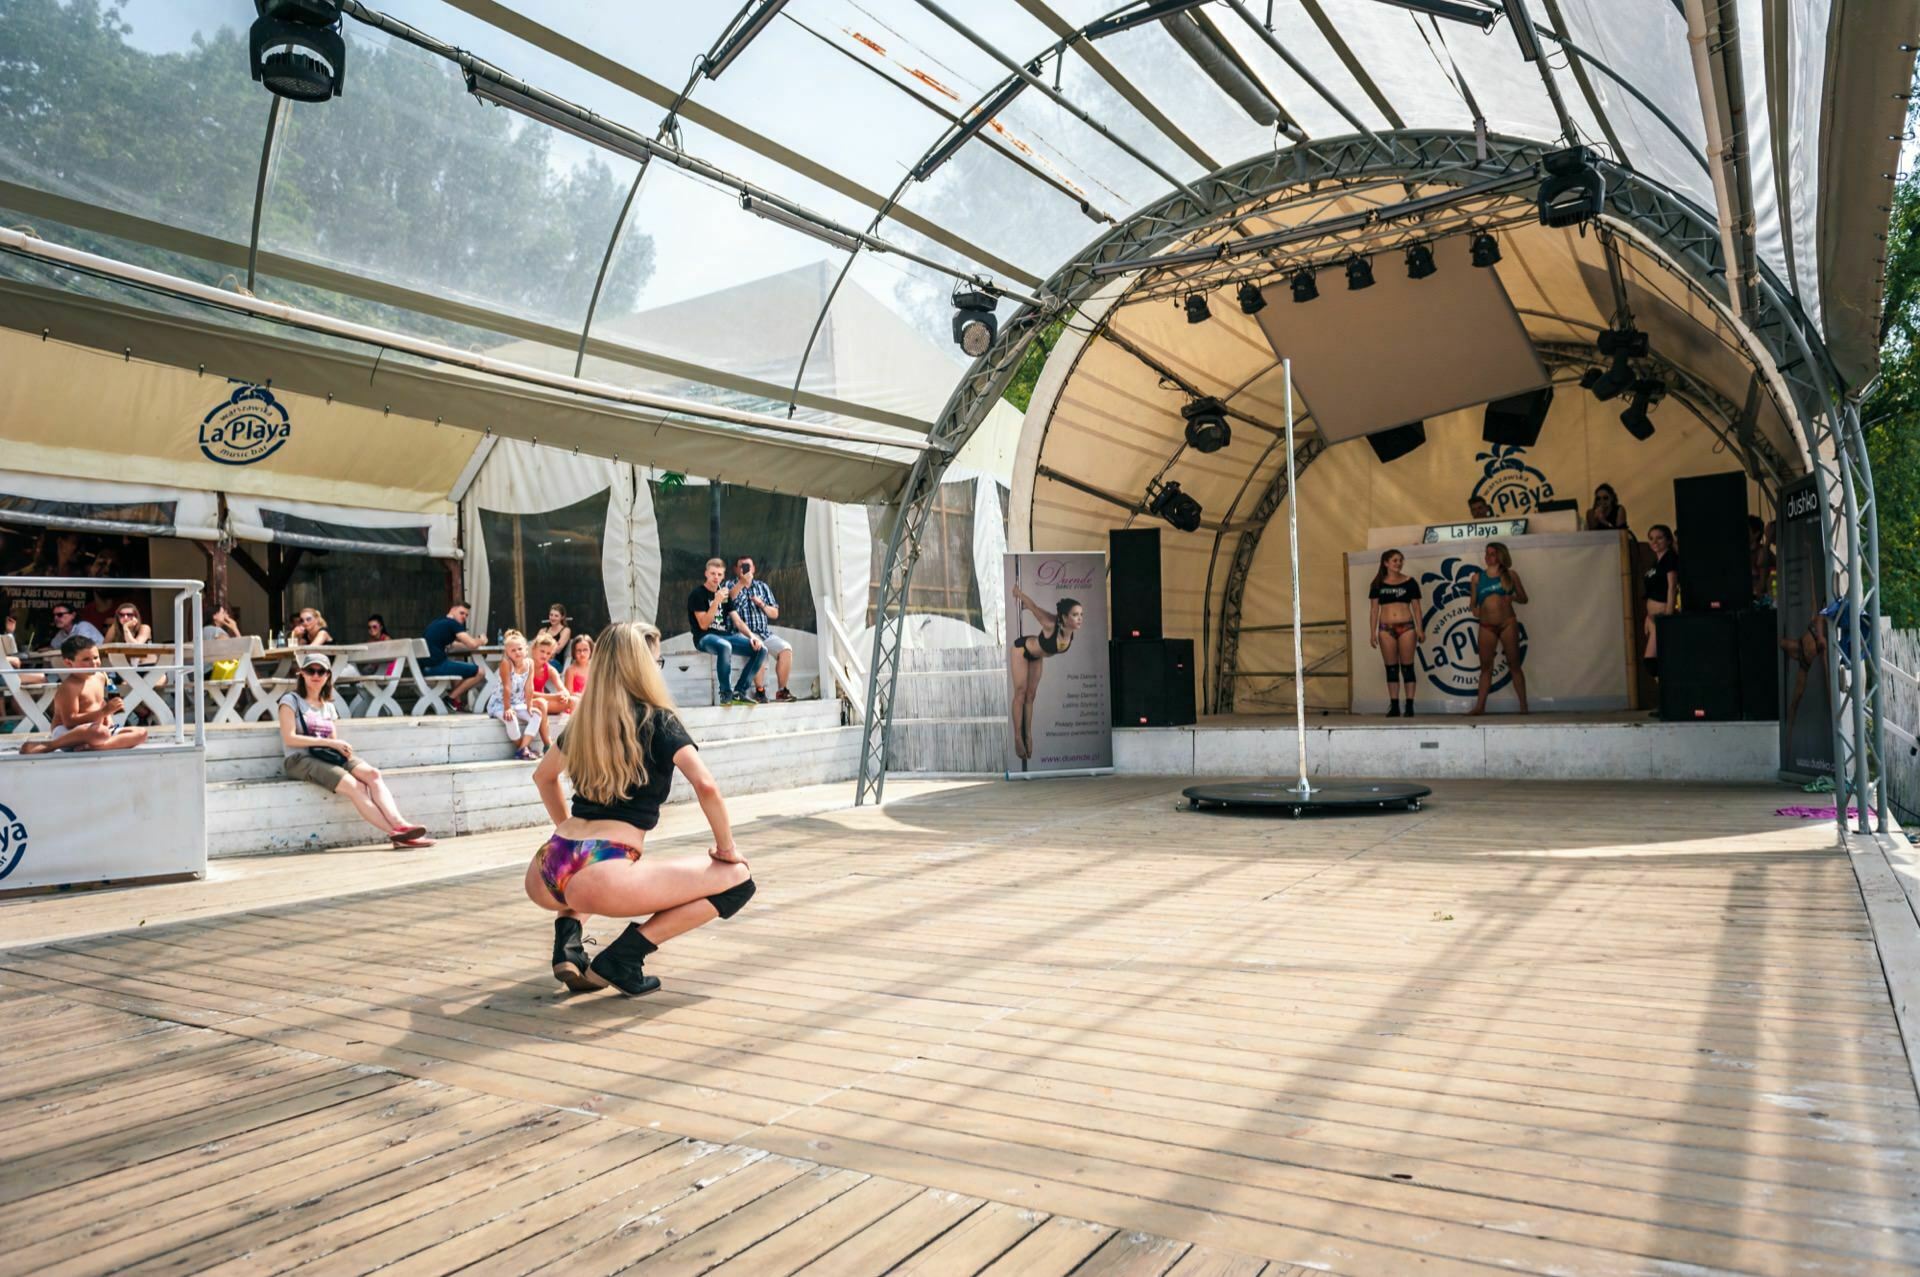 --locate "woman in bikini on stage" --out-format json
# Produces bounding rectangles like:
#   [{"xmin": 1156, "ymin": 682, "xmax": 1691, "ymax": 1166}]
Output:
[
  {"xmin": 1368, "ymin": 549, "xmax": 1424, "ymax": 717},
  {"xmin": 1468, "ymin": 541, "xmax": 1529, "ymax": 715},
  {"xmin": 1007, "ymin": 586, "xmax": 1084, "ymax": 762},
  {"xmin": 525, "ymin": 621, "xmax": 754, "ymax": 997}
]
